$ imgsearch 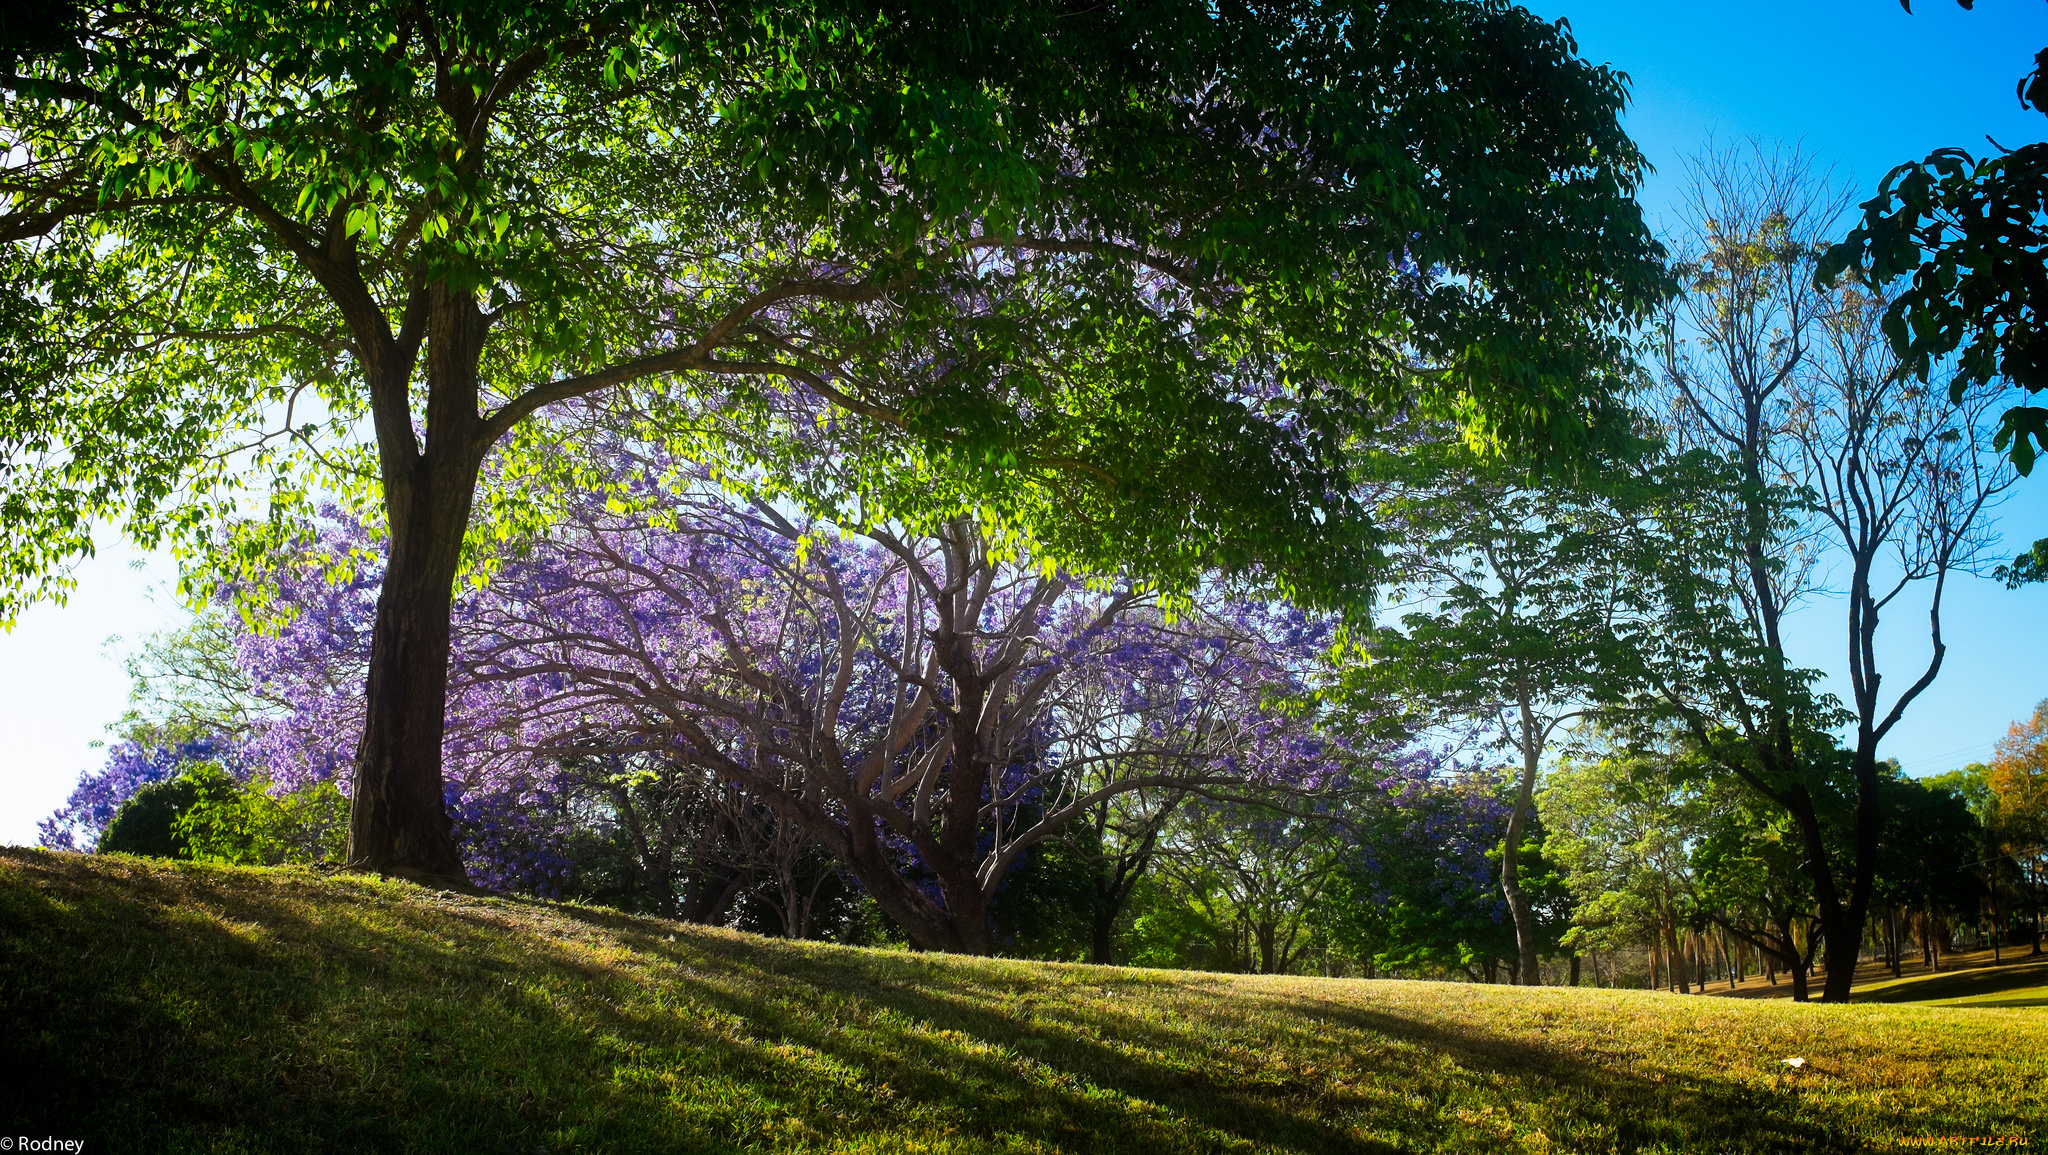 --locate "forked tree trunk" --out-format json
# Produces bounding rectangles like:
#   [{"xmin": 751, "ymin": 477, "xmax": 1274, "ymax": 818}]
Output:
[{"xmin": 346, "ymin": 285, "xmax": 489, "ymax": 886}]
